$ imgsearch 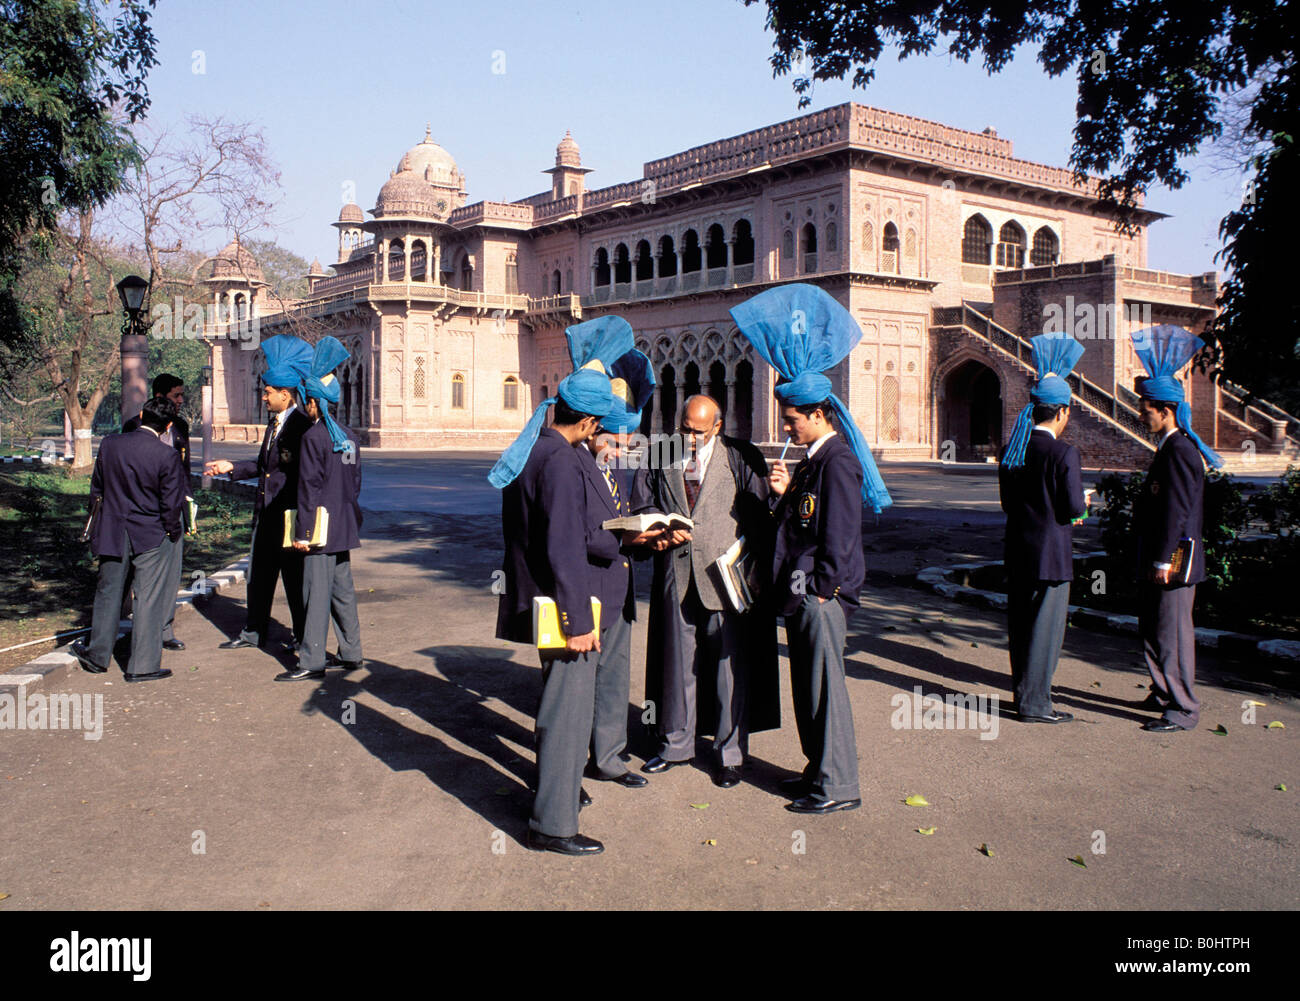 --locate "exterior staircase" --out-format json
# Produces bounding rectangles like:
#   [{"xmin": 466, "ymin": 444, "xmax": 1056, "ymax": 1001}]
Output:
[{"xmin": 931, "ymin": 303, "xmax": 1300, "ymax": 475}]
